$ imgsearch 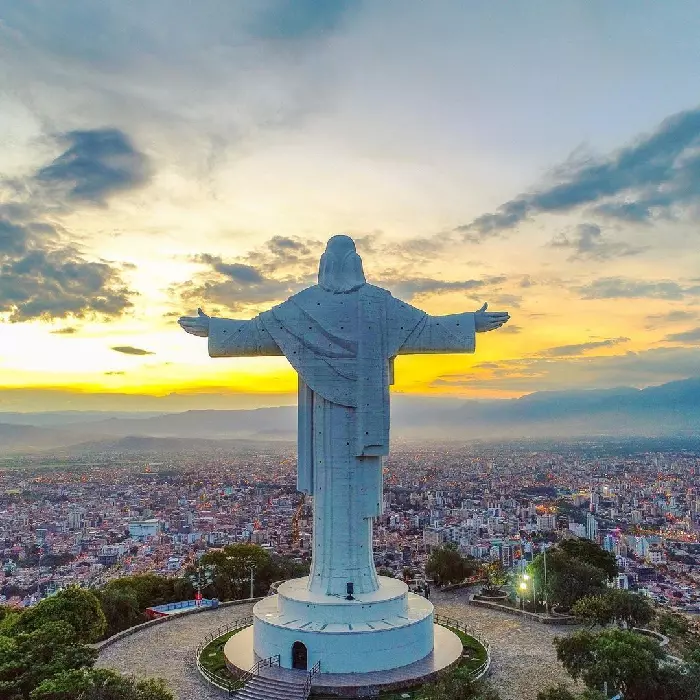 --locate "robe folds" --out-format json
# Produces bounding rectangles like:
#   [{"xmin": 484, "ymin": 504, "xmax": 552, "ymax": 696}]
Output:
[{"xmin": 208, "ymin": 283, "xmax": 476, "ymax": 500}]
